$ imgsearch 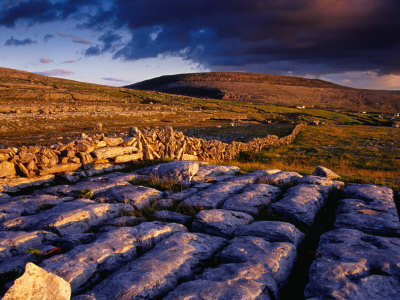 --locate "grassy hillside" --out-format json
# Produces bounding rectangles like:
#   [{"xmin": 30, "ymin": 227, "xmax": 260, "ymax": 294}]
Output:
[
  {"xmin": 1, "ymin": 67, "xmax": 399, "ymax": 188},
  {"xmin": 128, "ymin": 72, "xmax": 400, "ymax": 113},
  {"xmin": 2, "ymin": 67, "xmax": 393, "ymax": 146}
]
